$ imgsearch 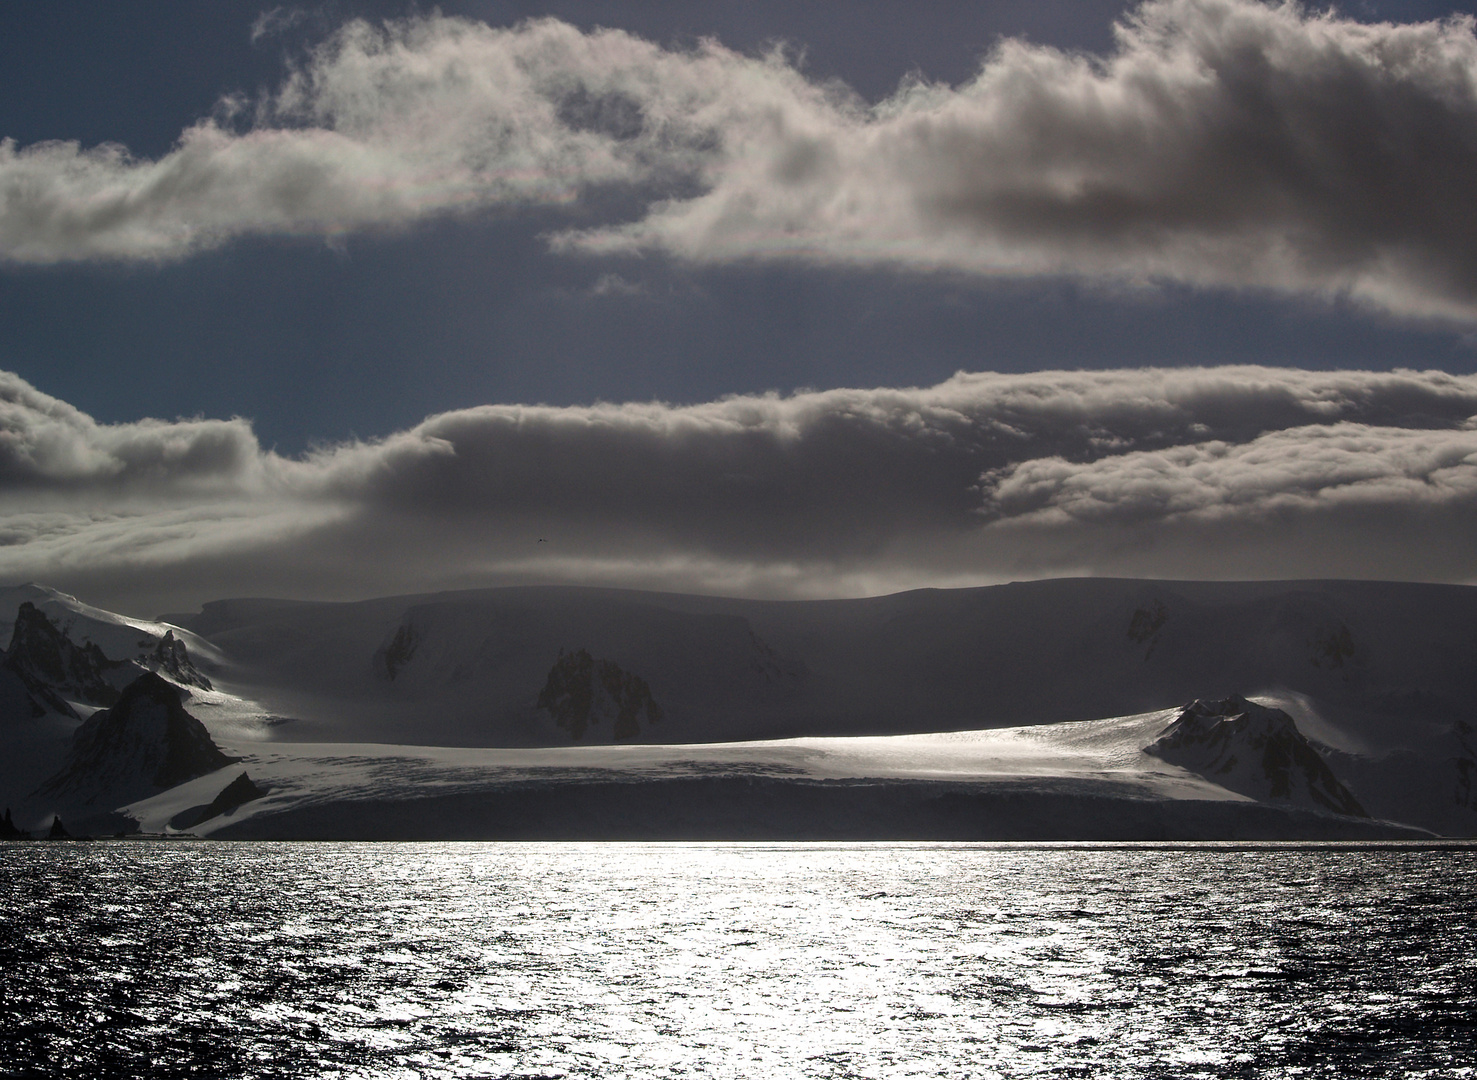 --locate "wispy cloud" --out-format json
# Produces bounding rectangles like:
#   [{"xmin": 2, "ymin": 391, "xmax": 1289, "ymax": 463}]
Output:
[
  {"xmin": 250, "ymin": 6, "xmax": 312, "ymax": 45},
  {"xmin": 4, "ymin": 2, "xmax": 1477, "ymax": 319},
  {"xmin": 4, "ymin": 366, "xmax": 1477, "ymax": 612}
]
